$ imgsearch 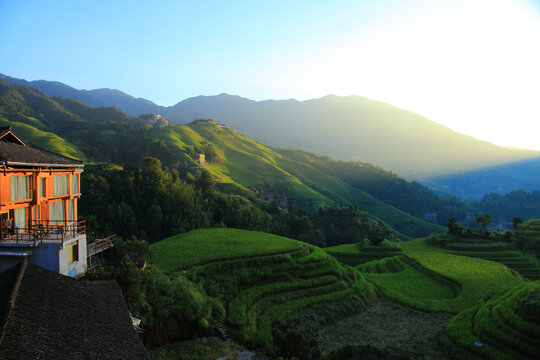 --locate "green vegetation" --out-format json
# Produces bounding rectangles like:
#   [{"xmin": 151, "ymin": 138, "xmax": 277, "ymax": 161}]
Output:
[
  {"xmin": 0, "ymin": 115, "xmax": 83, "ymax": 159},
  {"xmin": 150, "ymin": 228, "xmax": 367, "ymax": 351},
  {"xmin": 404, "ymin": 234, "xmax": 540, "ymax": 281},
  {"xmin": 83, "ymin": 259, "xmax": 214, "ymax": 346},
  {"xmin": 448, "ymin": 281, "xmax": 540, "ymax": 359},
  {"xmin": 154, "ymin": 122, "xmax": 446, "ymax": 238},
  {"xmin": 516, "ymin": 218, "xmax": 540, "ymax": 258},
  {"xmin": 149, "ymin": 228, "xmax": 304, "ymax": 273},
  {"xmin": 3, "ymin": 79, "xmax": 540, "ymax": 358},
  {"xmin": 361, "ymin": 256, "xmax": 457, "ymax": 302},
  {"xmin": 325, "ymin": 239, "xmax": 403, "ymax": 266},
  {"xmin": 359, "ymin": 251, "xmax": 523, "ymax": 314},
  {"xmin": 0, "ymin": 80, "xmax": 454, "ymax": 239}
]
